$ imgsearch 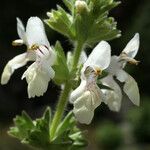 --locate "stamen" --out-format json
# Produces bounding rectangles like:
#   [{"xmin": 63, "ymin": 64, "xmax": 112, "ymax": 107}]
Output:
[
  {"xmin": 94, "ymin": 67, "xmax": 102, "ymax": 76},
  {"xmin": 28, "ymin": 44, "xmax": 39, "ymax": 51},
  {"xmin": 12, "ymin": 39, "xmax": 24, "ymax": 46},
  {"xmin": 120, "ymin": 52, "xmax": 140, "ymax": 65},
  {"xmin": 128, "ymin": 59, "xmax": 140, "ymax": 65}
]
